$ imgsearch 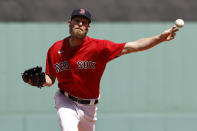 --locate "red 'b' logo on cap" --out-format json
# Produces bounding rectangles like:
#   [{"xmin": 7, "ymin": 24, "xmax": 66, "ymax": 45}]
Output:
[{"xmin": 80, "ymin": 9, "xmax": 85, "ymax": 14}]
